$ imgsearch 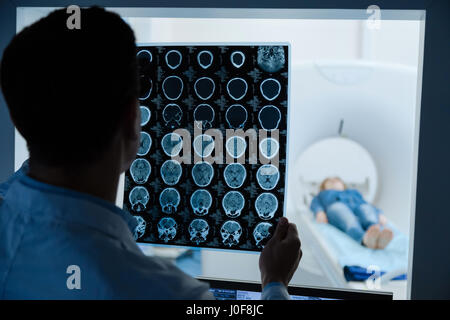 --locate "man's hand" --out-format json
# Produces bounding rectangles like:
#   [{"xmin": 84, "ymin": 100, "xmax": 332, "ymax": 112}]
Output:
[
  {"xmin": 259, "ymin": 217, "xmax": 302, "ymax": 289},
  {"xmin": 316, "ymin": 211, "xmax": 328, "ymax": 224}
]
